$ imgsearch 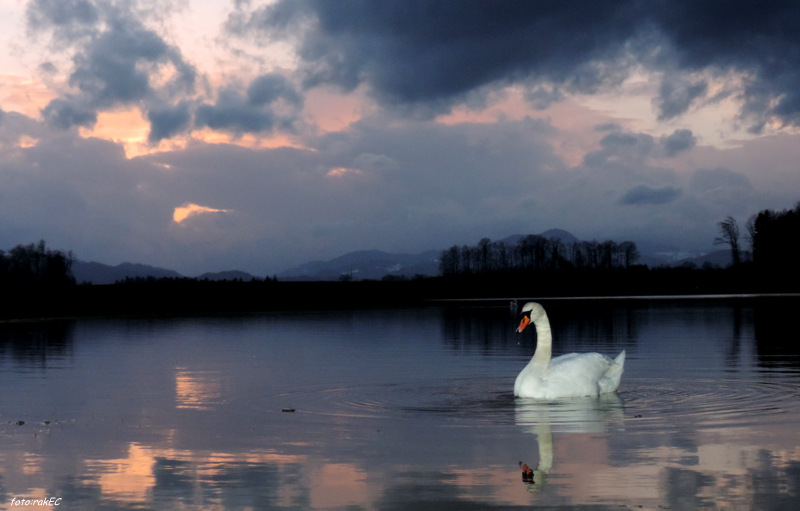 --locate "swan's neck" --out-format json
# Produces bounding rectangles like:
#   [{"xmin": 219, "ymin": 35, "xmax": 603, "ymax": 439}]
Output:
[{"xmin": 531, "ymin": 314, "xmax": 552, "ymax": 369}]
